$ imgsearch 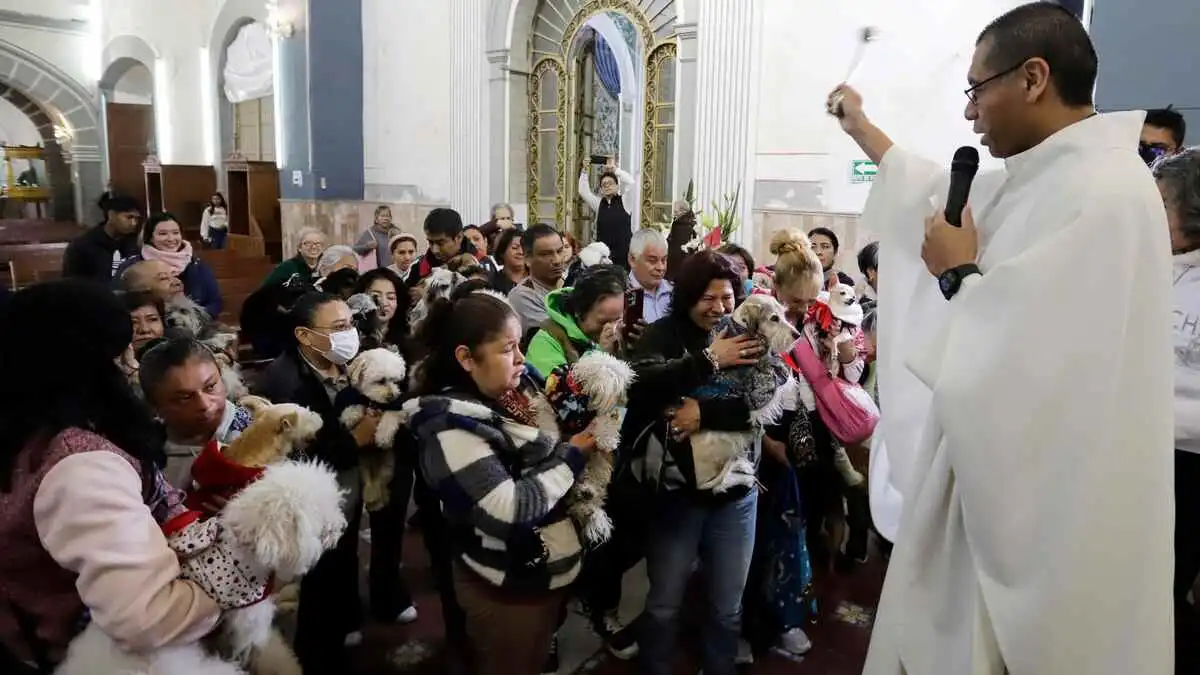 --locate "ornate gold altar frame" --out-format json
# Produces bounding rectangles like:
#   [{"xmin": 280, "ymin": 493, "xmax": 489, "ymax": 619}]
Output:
[{"xmin": 525, "ymin": 0, "xmax": 677, "ymax": 231}]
